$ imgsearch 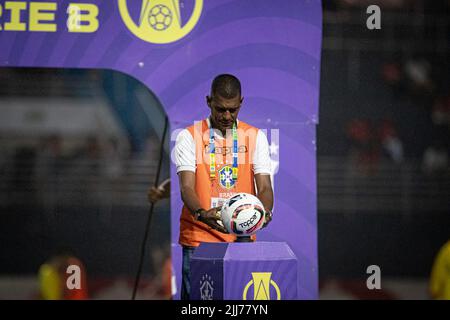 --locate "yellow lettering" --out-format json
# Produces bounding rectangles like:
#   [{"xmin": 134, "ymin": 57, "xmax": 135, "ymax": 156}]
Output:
[
  {"xmin": 29, "ymin": 2, "xmax": 57, "ymax": 32},
  {"xmin": 4, "ymin": 1, "xmax": 27, "ymax": 31},
  {"xmin": 68, "ymin": 3, "xmax": 98, "ymax": 33},
  {"xmin": 0, "ymin": 4, "xmax": 3, "ymax": 31}
]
